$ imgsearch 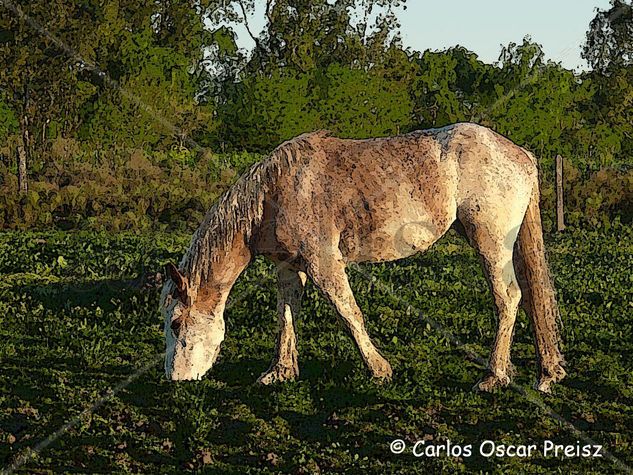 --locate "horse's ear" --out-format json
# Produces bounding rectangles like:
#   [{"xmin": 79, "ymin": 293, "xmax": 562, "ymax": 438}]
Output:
[{"xmin": 165, "ymin": 263, "xmax": 188, "ymax": 300}]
